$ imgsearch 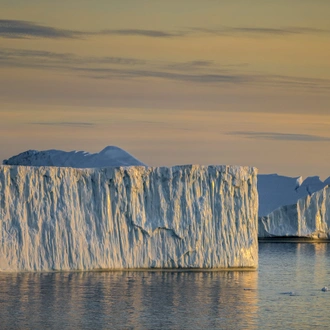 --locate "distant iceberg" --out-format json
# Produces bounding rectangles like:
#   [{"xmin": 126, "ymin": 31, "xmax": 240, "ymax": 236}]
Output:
[
  {"xmin": 258, "ymin": 174, "xmax": 330, "ymax": 239},
  {"xmin": 3, "ymin": 146, "xmax": 145, "ymax": 168},
  {"xmin": 0, "ymin": 164, "xmax": 258, "ymax": 272}
]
